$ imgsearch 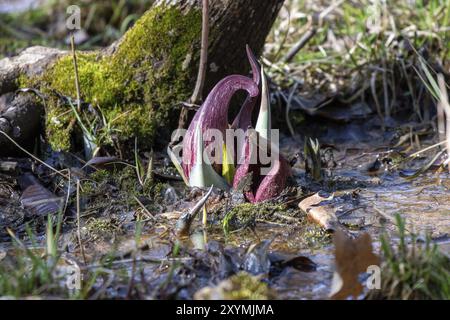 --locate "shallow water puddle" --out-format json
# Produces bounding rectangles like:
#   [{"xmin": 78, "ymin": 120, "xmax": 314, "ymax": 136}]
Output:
[
  {"xmin": 361, "ymin": 175, "xmax": 450, "ymax": 236},
  {"xmin": 94, "ymin": 141, "xmax": 448, "ymax": 299}
]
